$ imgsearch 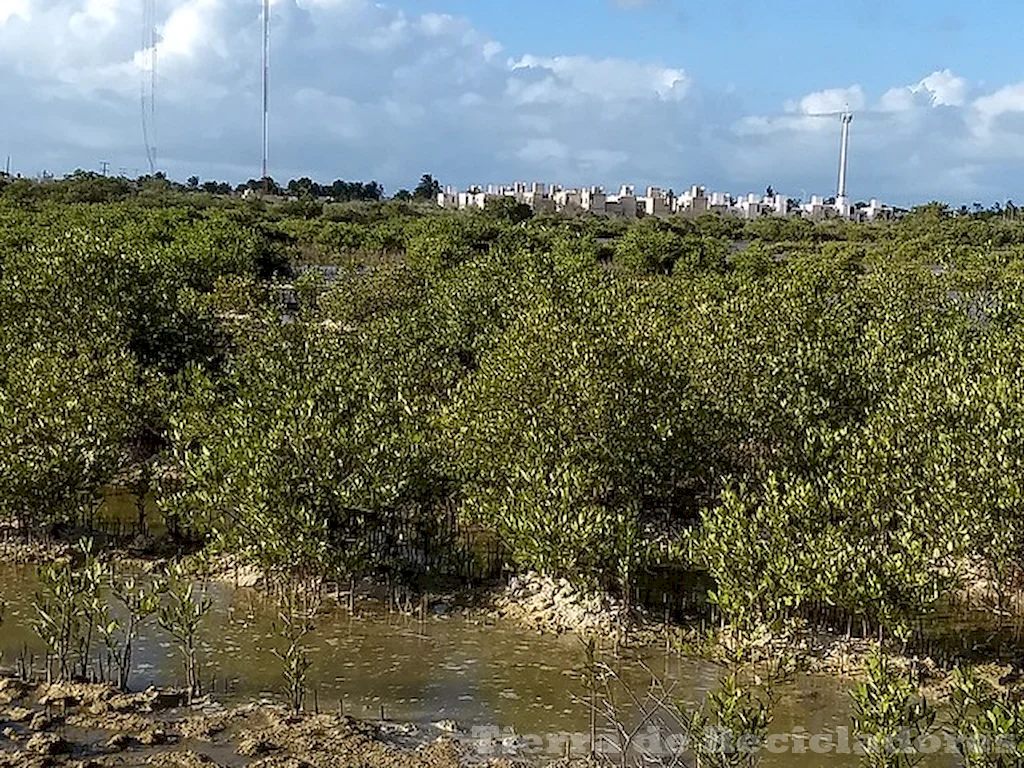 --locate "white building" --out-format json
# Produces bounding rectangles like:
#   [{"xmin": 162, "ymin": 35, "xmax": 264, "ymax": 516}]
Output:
[
  {"xmin": 435, "ymin": 179, "xmax": 885, "ymax": 222},
  {"xmin": 860, "ymin": 199, "xmax": 893, "ymax": 221},
  {"xmin": 607, "ymin": 185, "xmax": 638, "ymax": 218},
  {"xmin": 581, "ymin": 186, "xmax": 606, "ymax": 214}
]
